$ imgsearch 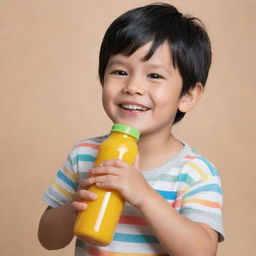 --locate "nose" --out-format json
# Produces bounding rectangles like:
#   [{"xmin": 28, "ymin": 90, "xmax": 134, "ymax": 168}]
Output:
[{"xmin": 122, "ymin": 77, "xmax": 144, "ymax": 96}]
